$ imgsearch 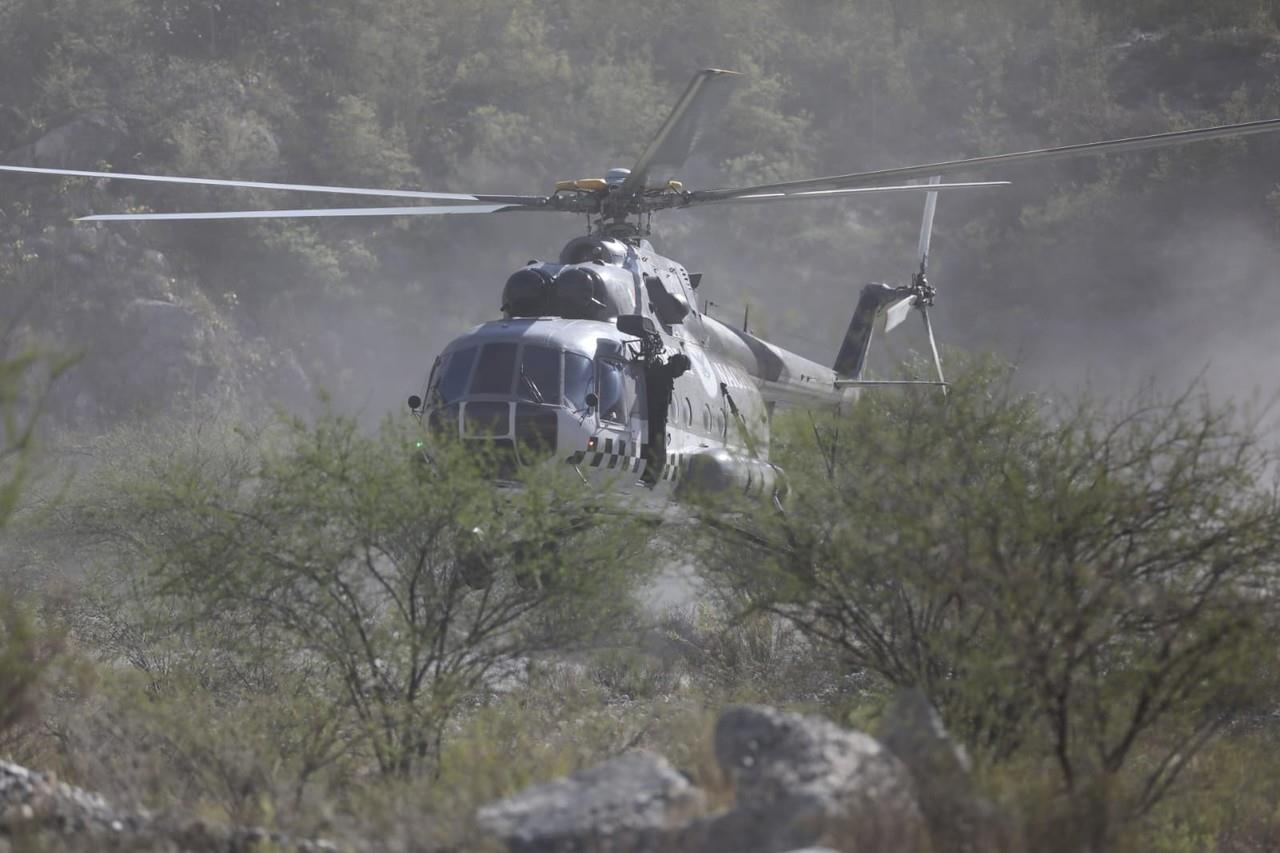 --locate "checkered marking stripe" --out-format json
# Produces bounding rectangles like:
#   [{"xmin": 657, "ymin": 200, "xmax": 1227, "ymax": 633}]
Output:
[
  {"xmin": 566, "ymin": 437, "xmax": 646, "ymax": 474},
  {"xmin": 659, "ymin": 452, "xmax": 687, "ymax": 482}
]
